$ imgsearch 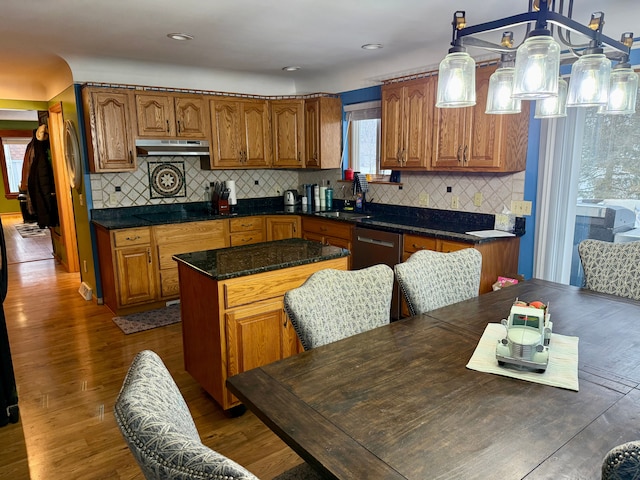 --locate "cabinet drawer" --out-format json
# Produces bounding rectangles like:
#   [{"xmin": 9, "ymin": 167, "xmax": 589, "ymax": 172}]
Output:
[
  {"xmin": 440, "ymin": 240, "xmax": 472, "ymax": 253},
  {"xmin": 230, "ymin": 217, "xmax": 264, "ymax": 232},
  {"xmin": 230, "ymin": 231, "xmax": 265, "ymax": 247},
  {"xmin": 158, "ymin": 238, "xmax": 228, "ymax": 270},
  {"xmin": 302, "ymin": 217, "xmax": 352, "ymax": 240},
  {"xmin": 404, "ymin": 234, "xmax": 437, "ymax": 254},
  {"xmin": 113, "ymin": 228, "xmax": 151, "ymax": 247},
  {"xmin": 154, "ymin": 220, "xmax": 227, "ymax": 244}
]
